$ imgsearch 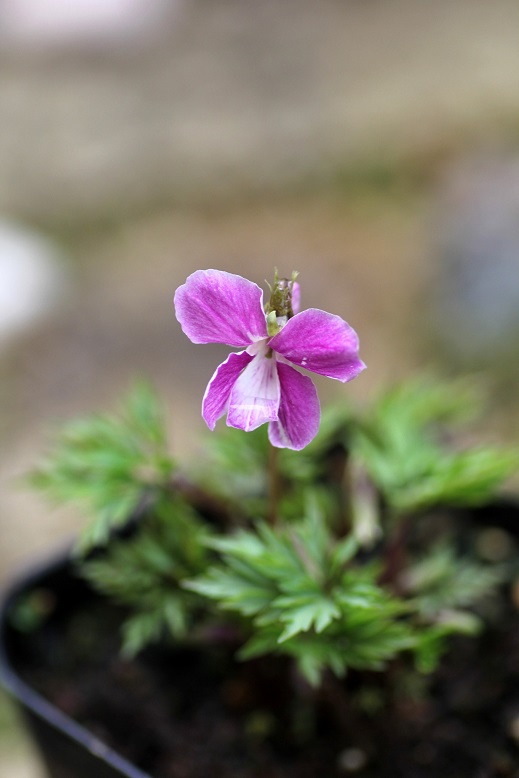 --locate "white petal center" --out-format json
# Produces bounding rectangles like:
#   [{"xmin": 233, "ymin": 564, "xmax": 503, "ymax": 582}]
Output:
[{"xmin": 227, "ymin": 352, "xmax": 280, "ymax": 432}]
